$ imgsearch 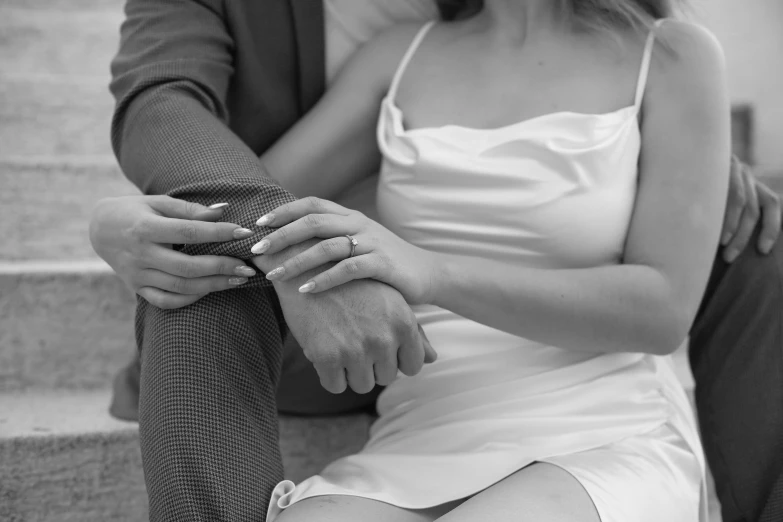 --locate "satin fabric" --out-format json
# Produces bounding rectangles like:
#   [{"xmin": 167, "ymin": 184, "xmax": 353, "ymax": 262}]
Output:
[{"xmin": 267, "ymin": 20, "xmax": 706, "ymax": 521}]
